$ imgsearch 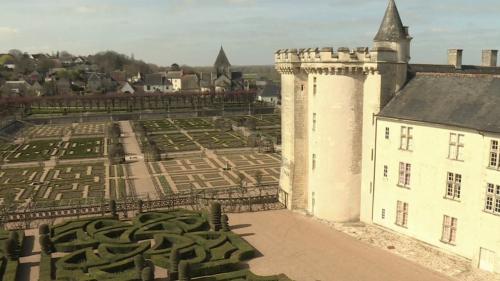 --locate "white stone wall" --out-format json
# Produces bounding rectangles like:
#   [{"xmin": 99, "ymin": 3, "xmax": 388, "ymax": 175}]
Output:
[
  {"xmin": 307, "ymin": 73, "xmax": 363, "ymax": 221},
  {"xmin": 373, "ymin": 118, "xmax": 500, "ymax": 273}
]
